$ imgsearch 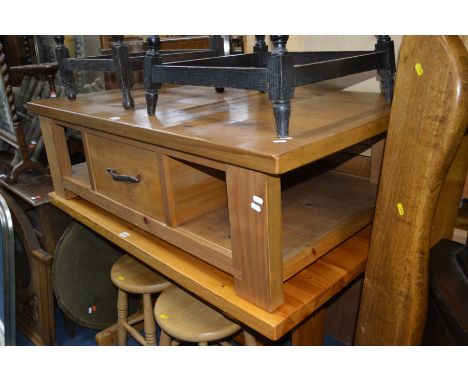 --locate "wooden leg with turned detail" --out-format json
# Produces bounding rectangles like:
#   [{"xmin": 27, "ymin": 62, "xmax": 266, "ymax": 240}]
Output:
[
  {"xmin": 117, "ymin": 289, "xmax": 128, "ymax": 346},
  {"xmin": 111, "ymin": 255, "xmax": 171, "ymax": 346},
  {"xmin": 143, "ymin": 293, "xmax": 156, "ymax": 346}
]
